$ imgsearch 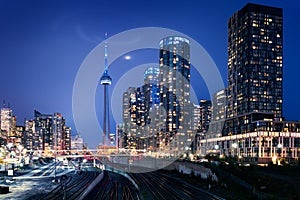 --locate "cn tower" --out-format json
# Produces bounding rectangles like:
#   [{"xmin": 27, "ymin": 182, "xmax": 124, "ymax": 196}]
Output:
[{"xmin": 100, "ymin": 34, "xmax": 112, "ymax": 146}]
